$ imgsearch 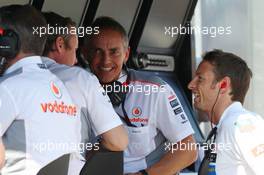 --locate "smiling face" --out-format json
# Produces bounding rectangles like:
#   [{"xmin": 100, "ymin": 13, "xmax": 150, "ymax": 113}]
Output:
[
  {"xmin": 188, "ymin": 61, "xmax": 220, "ymax": 113},
  {"xmin": 88, "ymin": 29, "xmax": 130, "ymax": 84}
]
